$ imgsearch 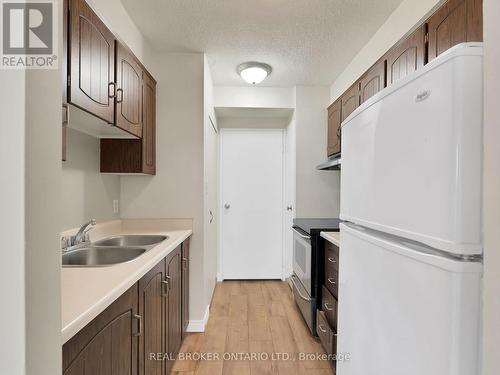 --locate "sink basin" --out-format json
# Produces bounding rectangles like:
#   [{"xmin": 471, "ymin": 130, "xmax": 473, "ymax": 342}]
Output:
[
  {"xmin": 62, "ymin": 246, "xmax": 146, "ymax": 267},
  {"xmin": 93, "ymin": 235, "xmax": 168, "ymax": 247}
]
